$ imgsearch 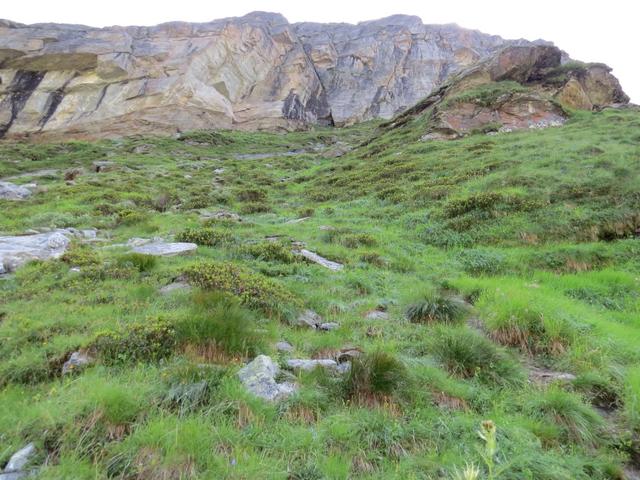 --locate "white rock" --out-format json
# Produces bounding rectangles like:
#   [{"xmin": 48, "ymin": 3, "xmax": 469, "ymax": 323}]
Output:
[
  {"xmin": 0, "ymin": 182, "xmax": 32, "ymax": 201},
  {"xmin": 4, "ymin": 443, "xmax": 35, "ymax": 472},
  {"xmin": 237, "ymin": 355, "xmax": 297, "ymax": 402},
  {"xmin": 131, "ymin": 241, "xmax": 197, "ymax": 257}
]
